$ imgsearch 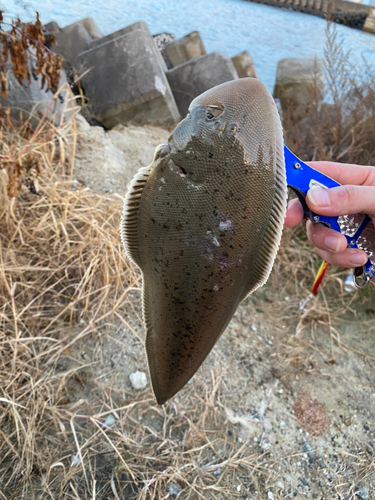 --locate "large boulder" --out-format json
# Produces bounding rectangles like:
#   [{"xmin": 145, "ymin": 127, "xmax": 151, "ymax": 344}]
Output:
[
  {"xmin": 0, "ymin": 47, "xmax": 74, "ymax": 127},
  {"xmin": 162, "ymin": 31, "xmax": 206, "ymax": 68},
  {"xmin": 166, "ymin": 52, "xmax": 238, "ymax": 117},
  {"xmin": 231, "ymin": 51, "xmax": 257, "ymax": 79},
  {"xmin": 76, "ymin": 22, "xmax": 179, "ymax": 128},
  {"xmin": 74, "ymin": 118, "xmax": 170, "ymax": 194},
  {"xmin": 45, "ymin": 18, "xmax": 102, "ymax": 70},
  {"xmin": 273, "ymin": 58, "xmax": 324, "ymax": 120}
]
